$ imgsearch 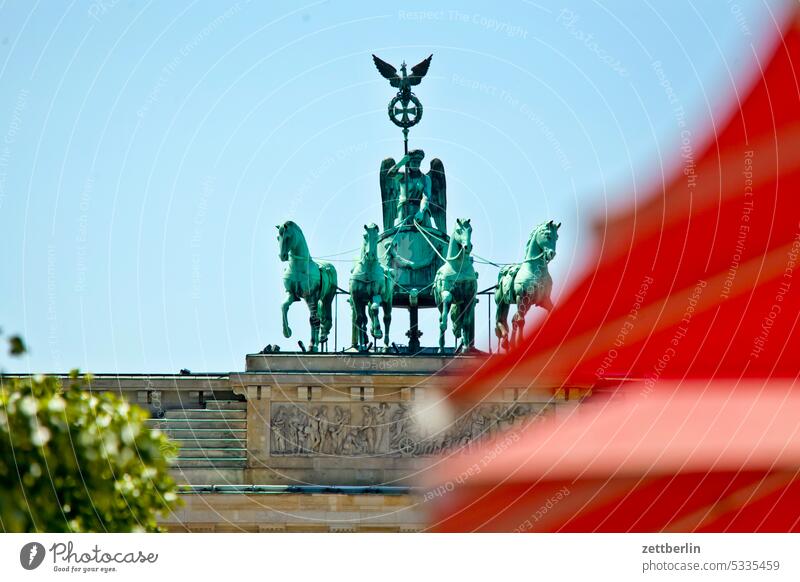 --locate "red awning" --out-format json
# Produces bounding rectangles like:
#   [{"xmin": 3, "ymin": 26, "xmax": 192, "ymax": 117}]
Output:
[
  {"xmin": 428, "ymin": 6, "xmax": 800, "ymax": 532},
  {"xmin": 447, "ymin": 6, "xmax": 800, "ymax": 401},
  {"xmin": 427, "ymin": 385, "xmax": 800, "ymax": 531}
]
